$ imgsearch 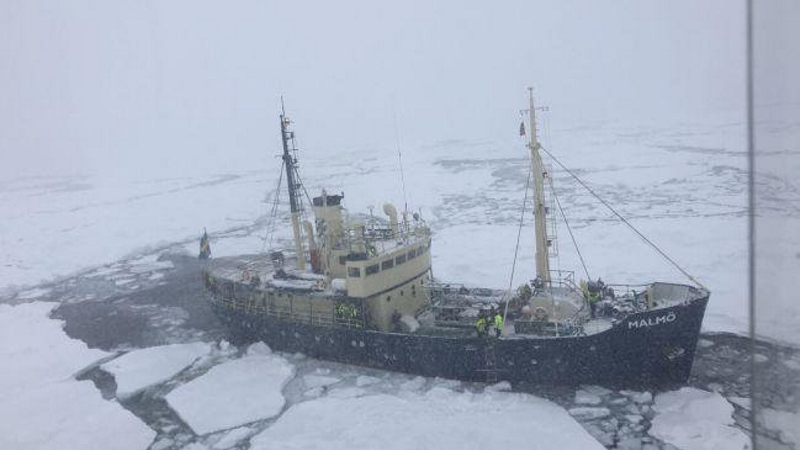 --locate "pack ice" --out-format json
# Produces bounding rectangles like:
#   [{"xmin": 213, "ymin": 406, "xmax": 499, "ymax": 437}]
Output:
[{"xmin": 0, "ymin": 302, "xmax": 155, "ymax": 450}]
